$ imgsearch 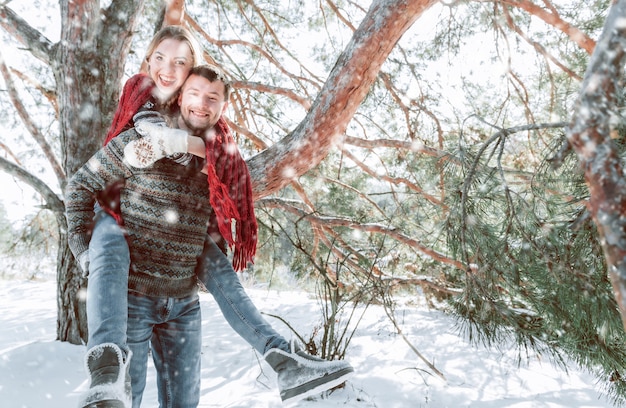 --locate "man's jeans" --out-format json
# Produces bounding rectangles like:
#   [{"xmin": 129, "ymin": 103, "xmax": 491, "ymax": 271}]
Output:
[
  {"xmin": 127, "ymin": 291, "xmax": 201, "ymax": 408},
  {"xmin": 86, "ymin": 209, "xmax": 289, "ymax": 355}
]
